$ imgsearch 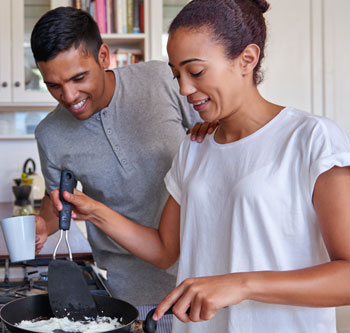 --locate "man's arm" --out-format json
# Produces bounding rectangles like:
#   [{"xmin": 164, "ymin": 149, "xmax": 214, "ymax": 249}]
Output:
[{"xmin": 35, "ymin": 192, "xmax": 59, "ymax": 254}]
